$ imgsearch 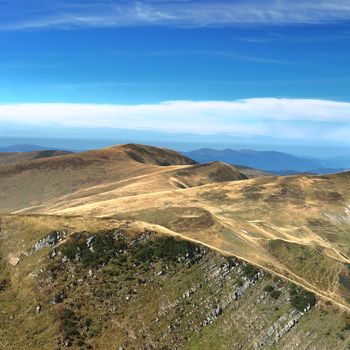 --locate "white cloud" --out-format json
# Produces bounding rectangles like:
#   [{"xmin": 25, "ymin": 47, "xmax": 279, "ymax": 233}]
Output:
[
  {"xmin": 1, "ymin": 1, "xmax": 350, "ymax": 30},
  {"xmin": 0, "ymin": 98, "xmax": 349, "ymax": 142}
]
